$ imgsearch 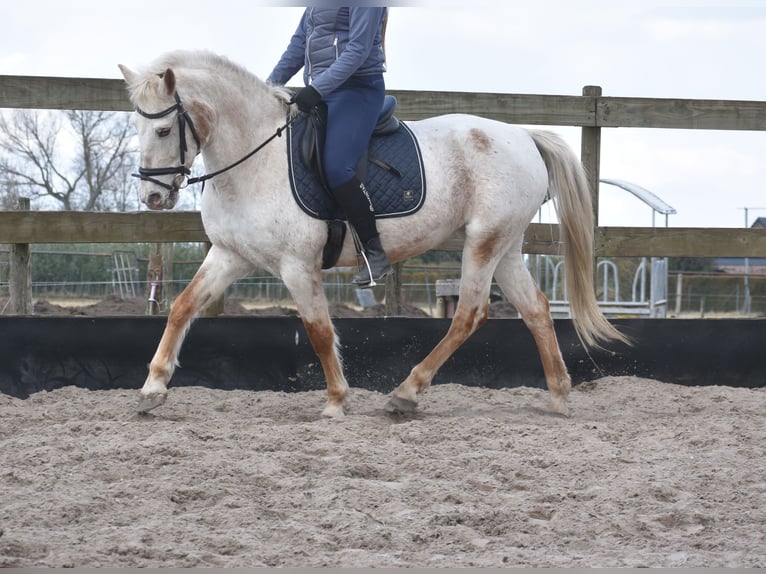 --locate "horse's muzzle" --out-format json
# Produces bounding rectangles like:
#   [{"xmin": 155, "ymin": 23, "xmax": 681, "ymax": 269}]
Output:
[{"xmin": 143, "ymin": 187, "xmax": 179, "ymax": 211}]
